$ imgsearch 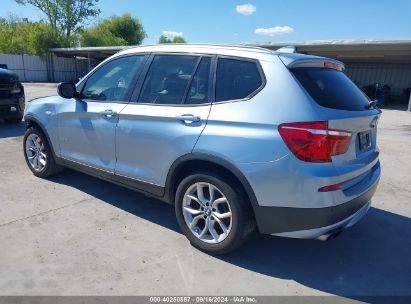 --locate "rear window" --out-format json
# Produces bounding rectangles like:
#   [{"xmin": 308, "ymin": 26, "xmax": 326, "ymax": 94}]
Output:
[{"xmin": 291, "ymin": 67, "xmax": 370, "ymax": 111}]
